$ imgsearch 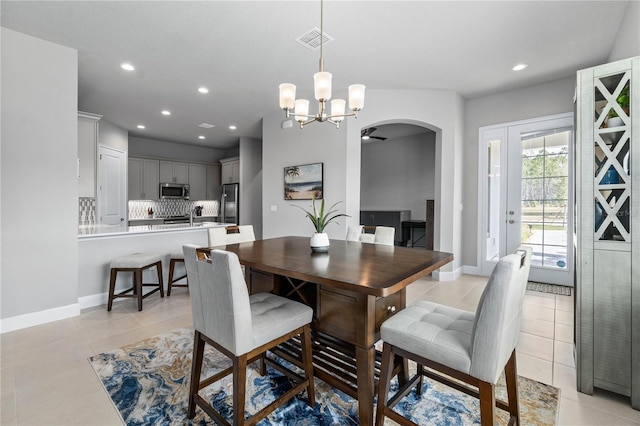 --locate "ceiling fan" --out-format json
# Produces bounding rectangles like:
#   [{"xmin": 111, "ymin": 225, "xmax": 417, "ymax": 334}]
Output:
[{"xmin": 361, "ymin": 127, "xmax": 387, "ymax": 141}]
